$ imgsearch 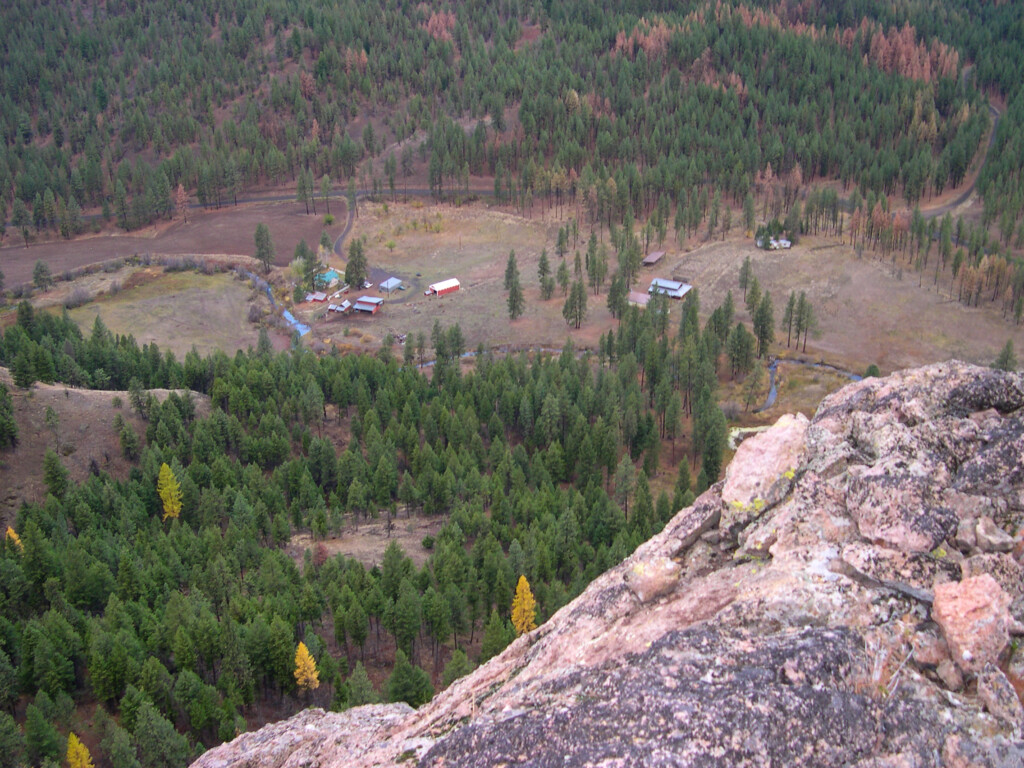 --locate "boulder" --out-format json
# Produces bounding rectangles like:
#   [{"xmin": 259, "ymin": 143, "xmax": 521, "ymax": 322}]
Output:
[
  {"xmin": 933, "ymin": 574, "xmax": 1013, "ymax": 674},
  {"xmin": 846, "ymin": 458, "xmax": 957, "ymax": 553},
  {"xmin": 623, "ymin": 556, "xmax": 680, "ymax": 603},
  {"xmin": 976, "ymin": 517, "xmax": 1016, "ymax": 554},
  {"xmin": 721, "ymin": 412, "xmax": 807, "ymax": 532}
]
